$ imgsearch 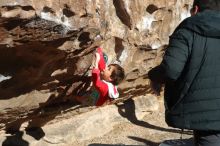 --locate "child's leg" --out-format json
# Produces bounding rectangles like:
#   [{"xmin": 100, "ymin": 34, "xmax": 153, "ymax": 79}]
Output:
[
  {"xmin": 74, "ymin": 96, "xmax": 89, "ymax": 104},
  {"xmin": 74, "ymin": 89, "xmax": 100, "ymax": 106}
]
